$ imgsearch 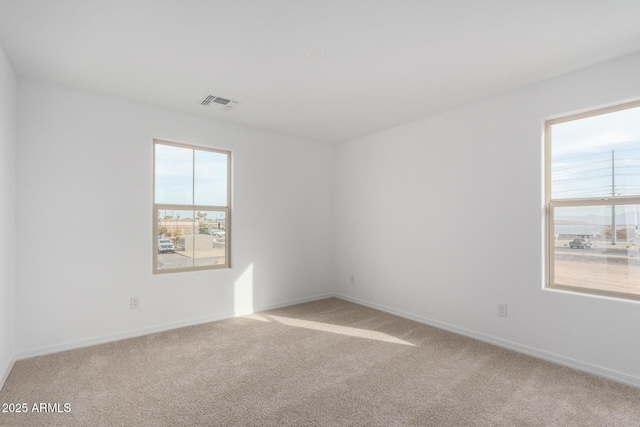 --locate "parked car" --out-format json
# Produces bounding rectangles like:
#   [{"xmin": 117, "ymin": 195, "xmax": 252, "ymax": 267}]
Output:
[
  {"xmin": 569, "ymin": 238, "xmax": 591, "ymax": 249},
  {"xmin": 158, "ymin": 238, "xmax": 175, "ymax": 253},
  {"xmin": 211, "ymin": 230, "xmax": 226, "ymax": 237}
]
